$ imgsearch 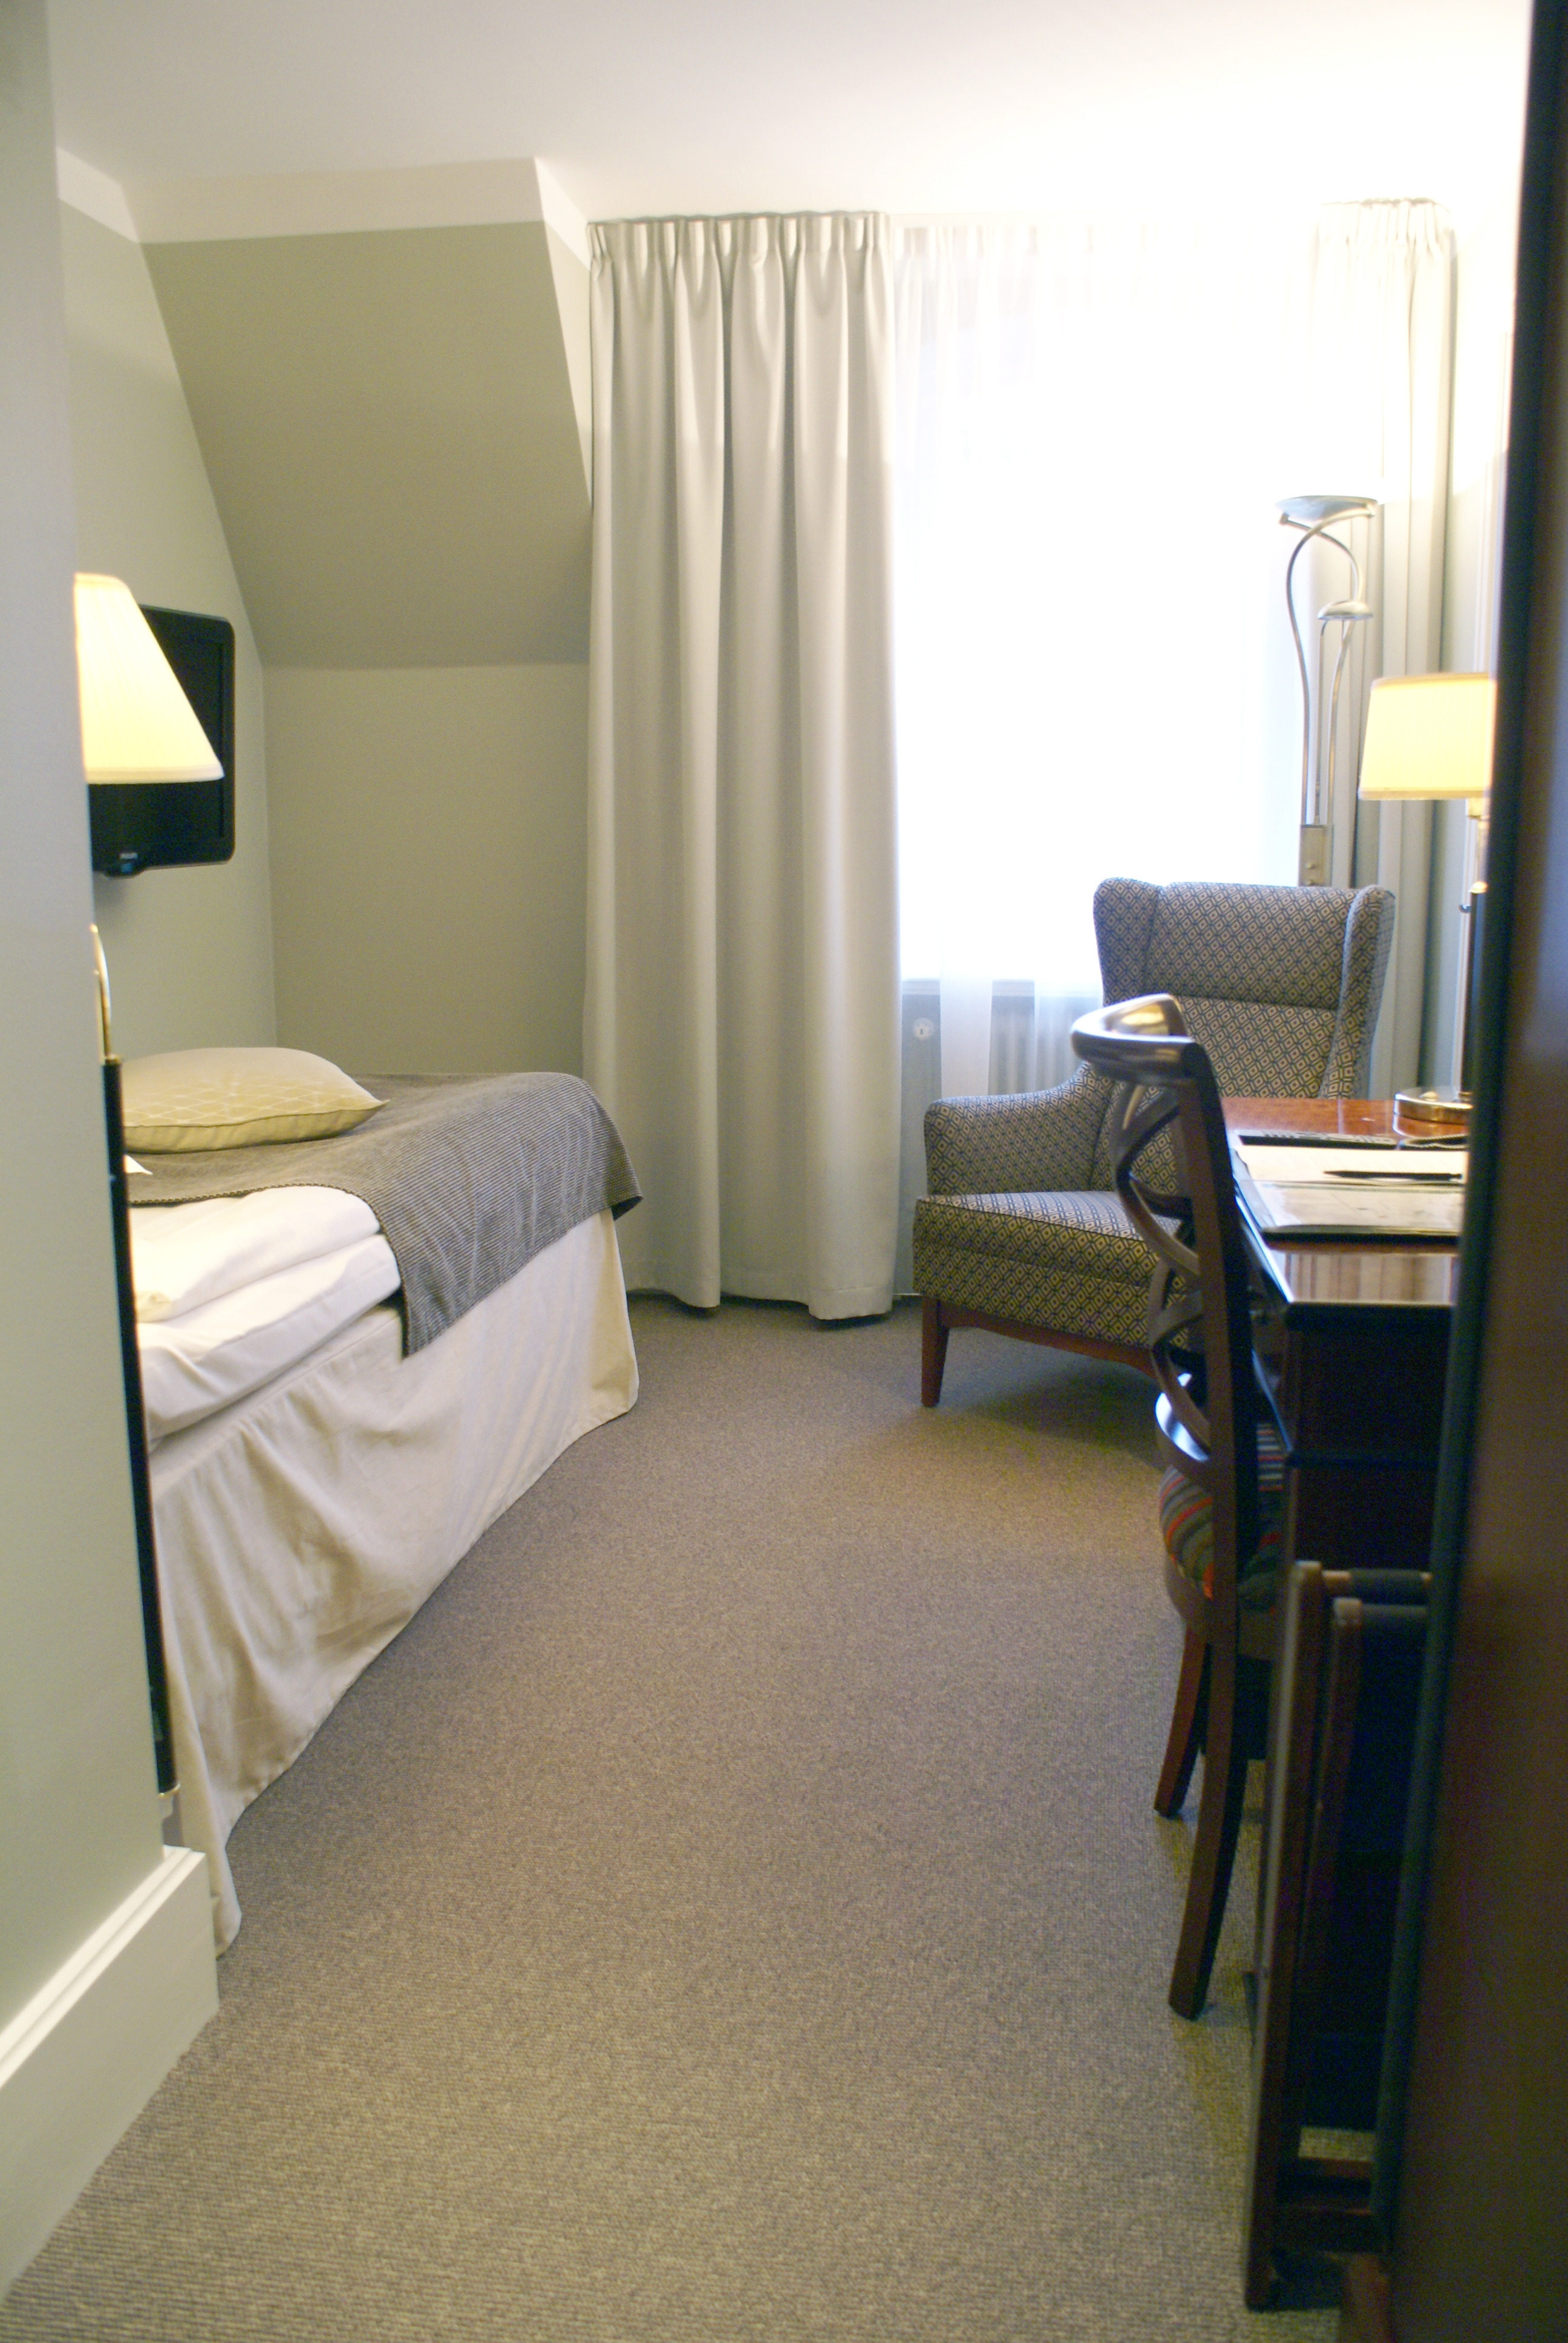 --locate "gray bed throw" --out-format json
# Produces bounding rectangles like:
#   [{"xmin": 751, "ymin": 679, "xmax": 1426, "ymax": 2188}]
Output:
[{"xmin": 128, "ymin": 1073, "xmax": 641, "ymax": 1353}]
